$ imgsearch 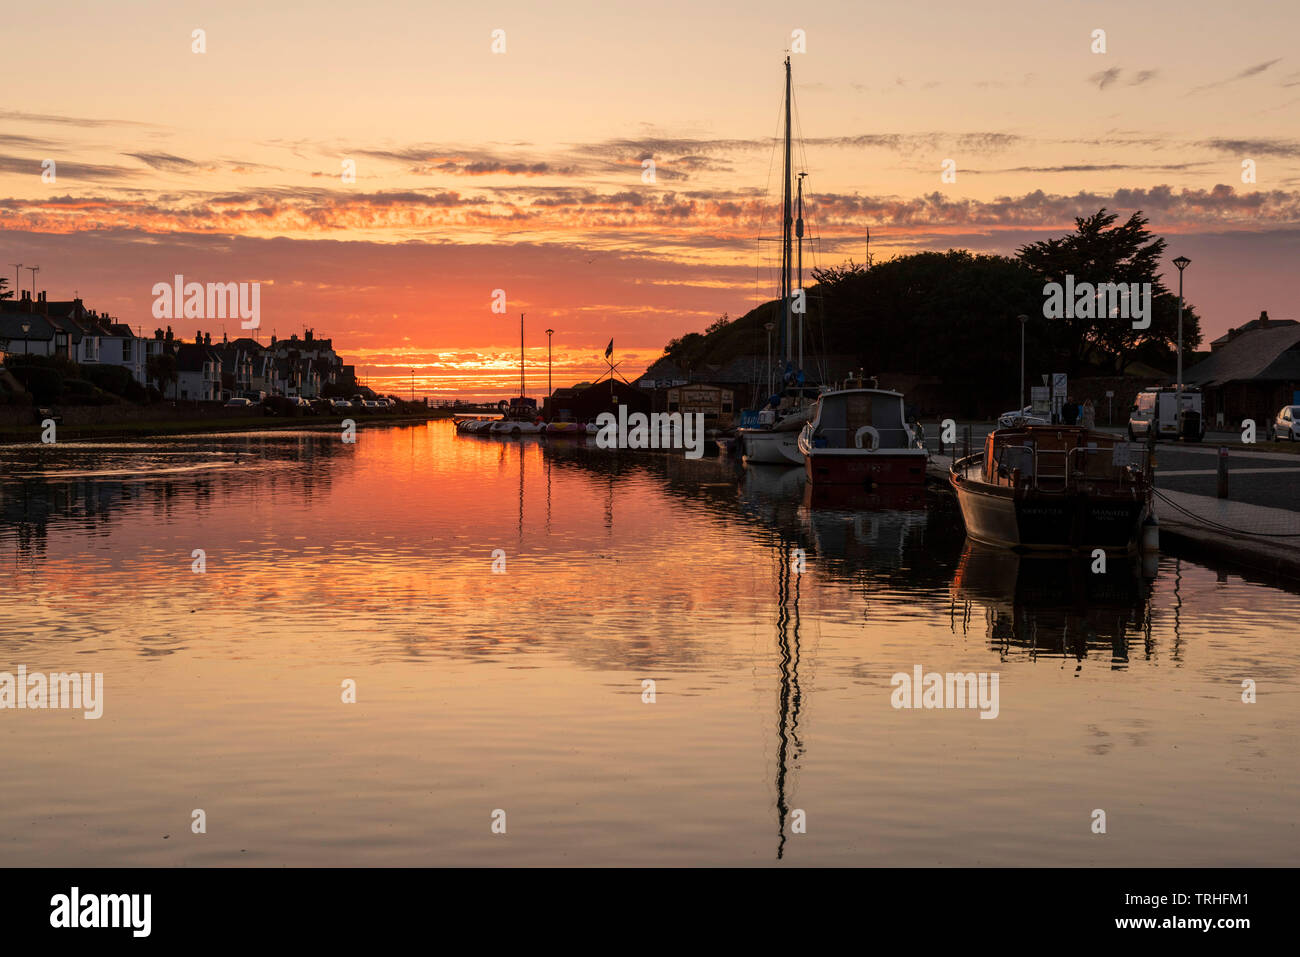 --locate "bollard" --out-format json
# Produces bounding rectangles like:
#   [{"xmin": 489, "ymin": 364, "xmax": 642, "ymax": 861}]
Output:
[{"xmin": 1217, "ymin": 446, "xmax": 1229, "ymax": 498}]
